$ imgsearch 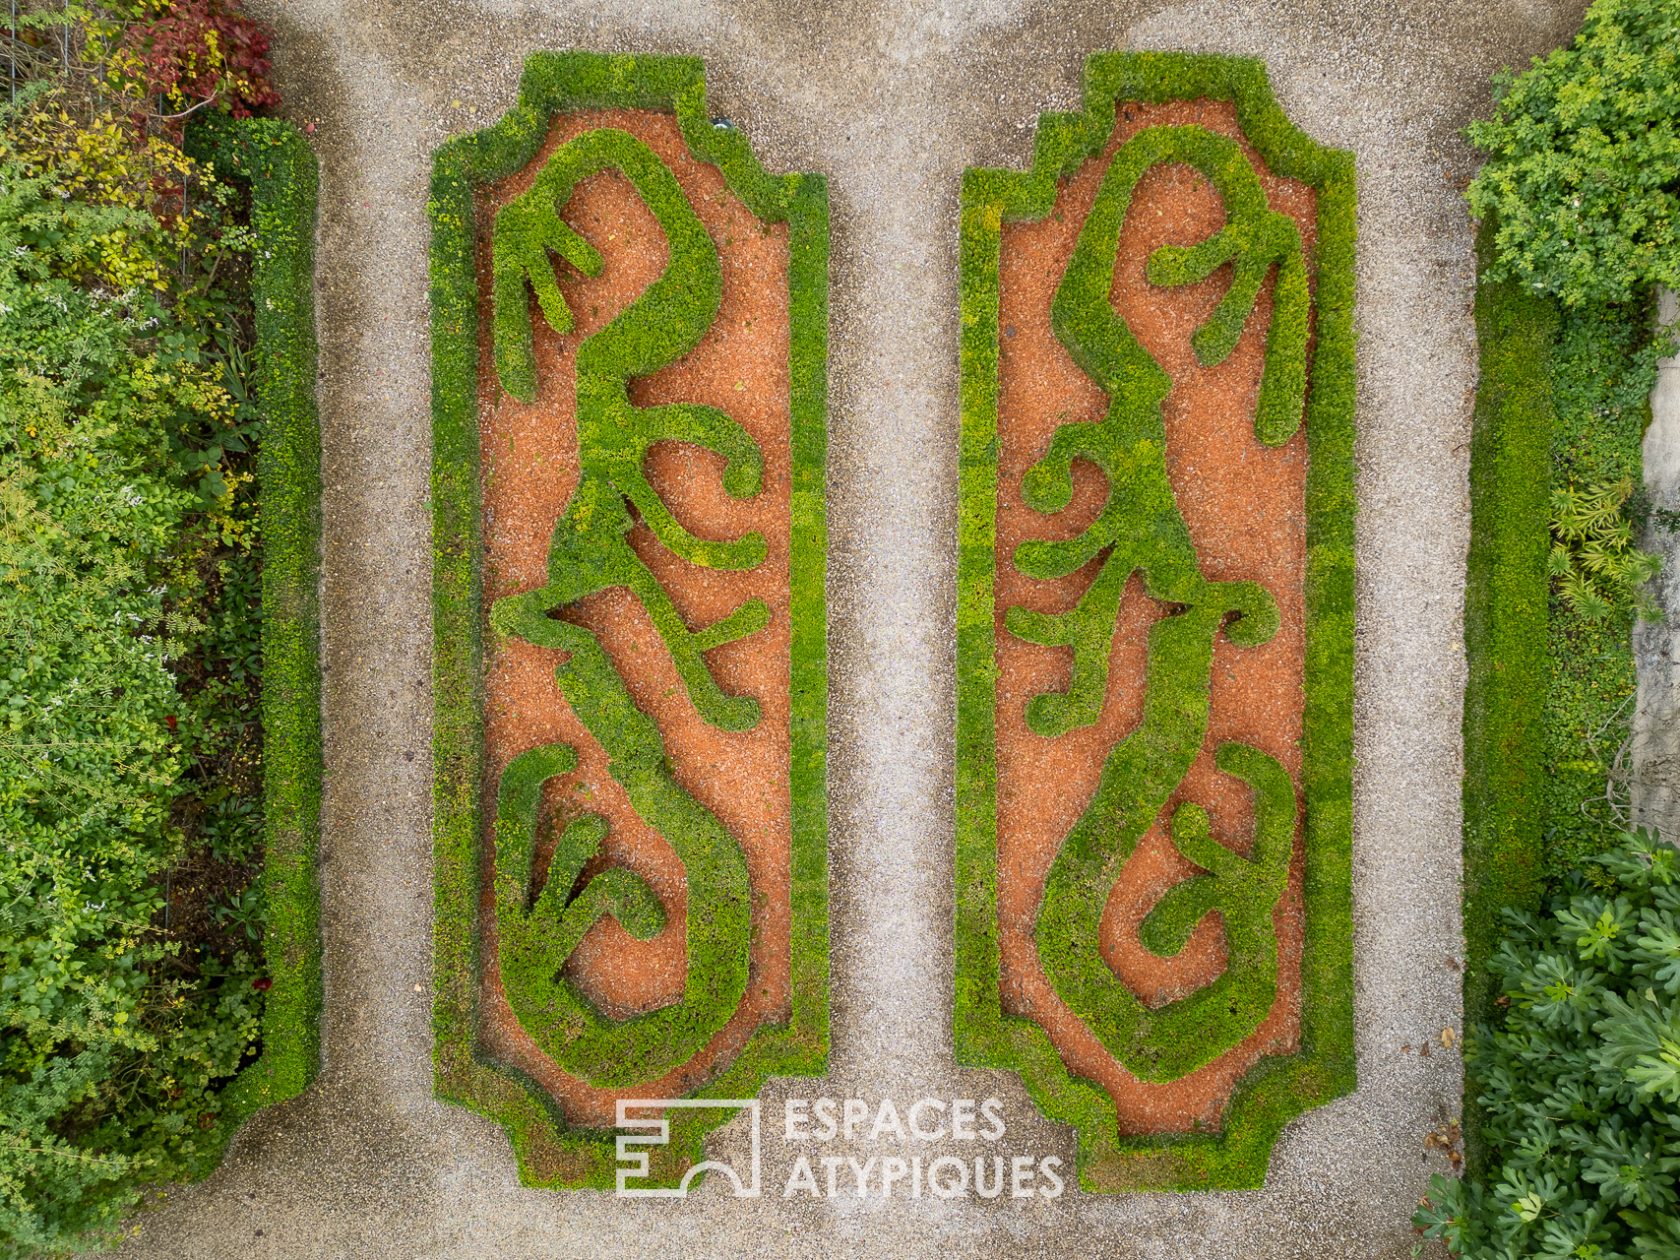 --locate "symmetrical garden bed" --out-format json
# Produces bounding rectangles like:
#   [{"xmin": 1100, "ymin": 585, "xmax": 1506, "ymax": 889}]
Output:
[
  {"xmin": 955, "ymin": 52, "xmax": 1356, "ymax": 1191},
  {"xmin": 430, "ymin": 52, "xmax": 829, "ymax": 1188}
]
